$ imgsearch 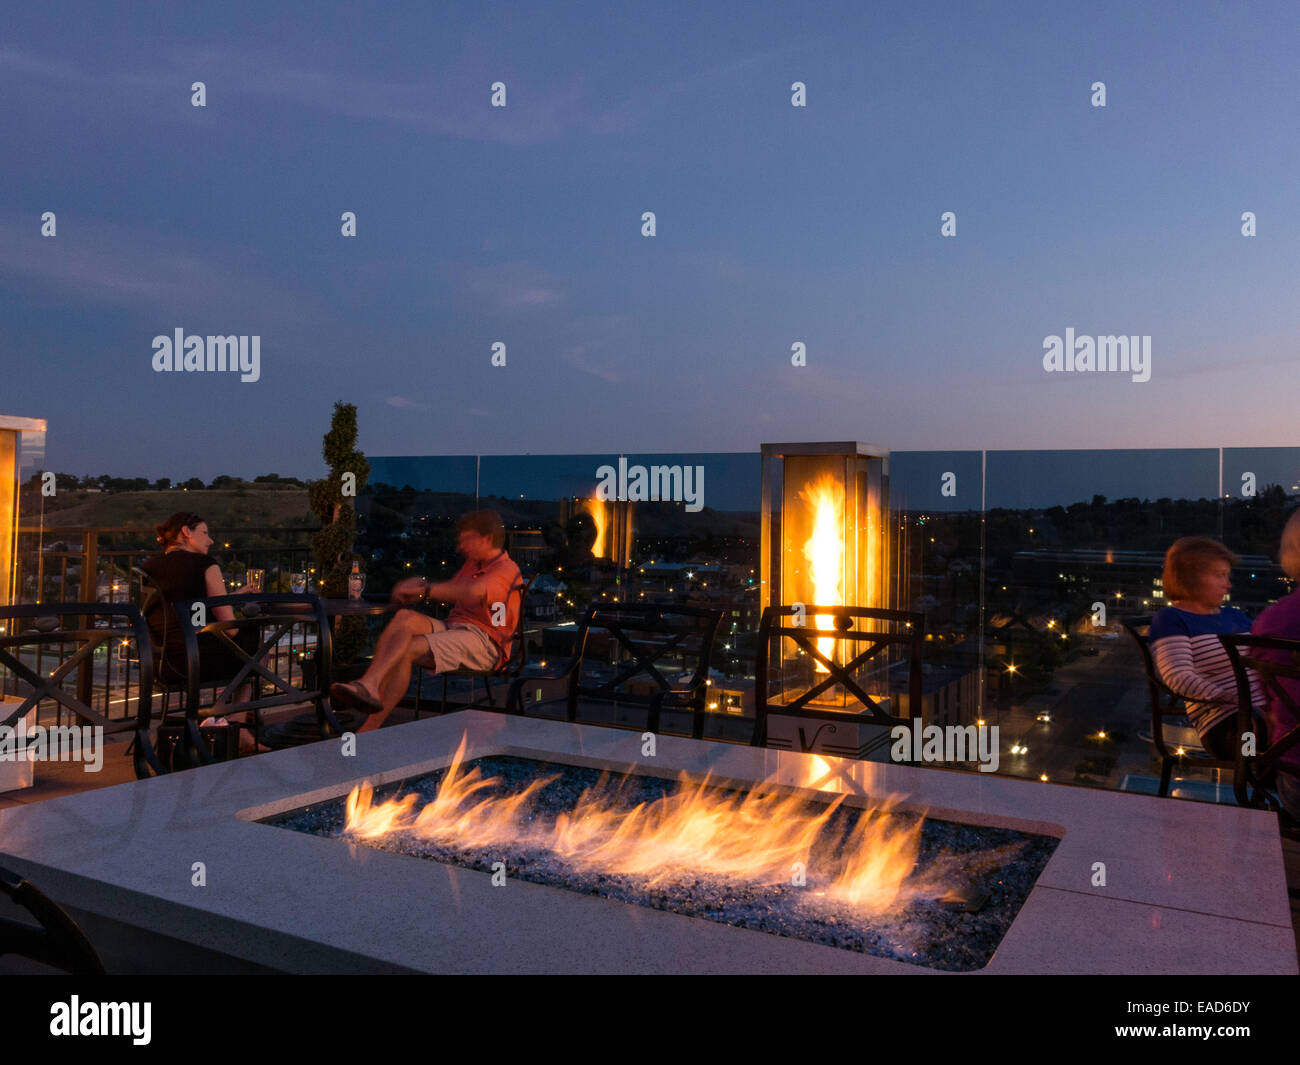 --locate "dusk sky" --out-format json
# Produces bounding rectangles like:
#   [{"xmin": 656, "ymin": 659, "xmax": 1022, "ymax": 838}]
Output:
[{"xmin": 5, "ymin": 1, "xmax": 1300, "ymax": 484}]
